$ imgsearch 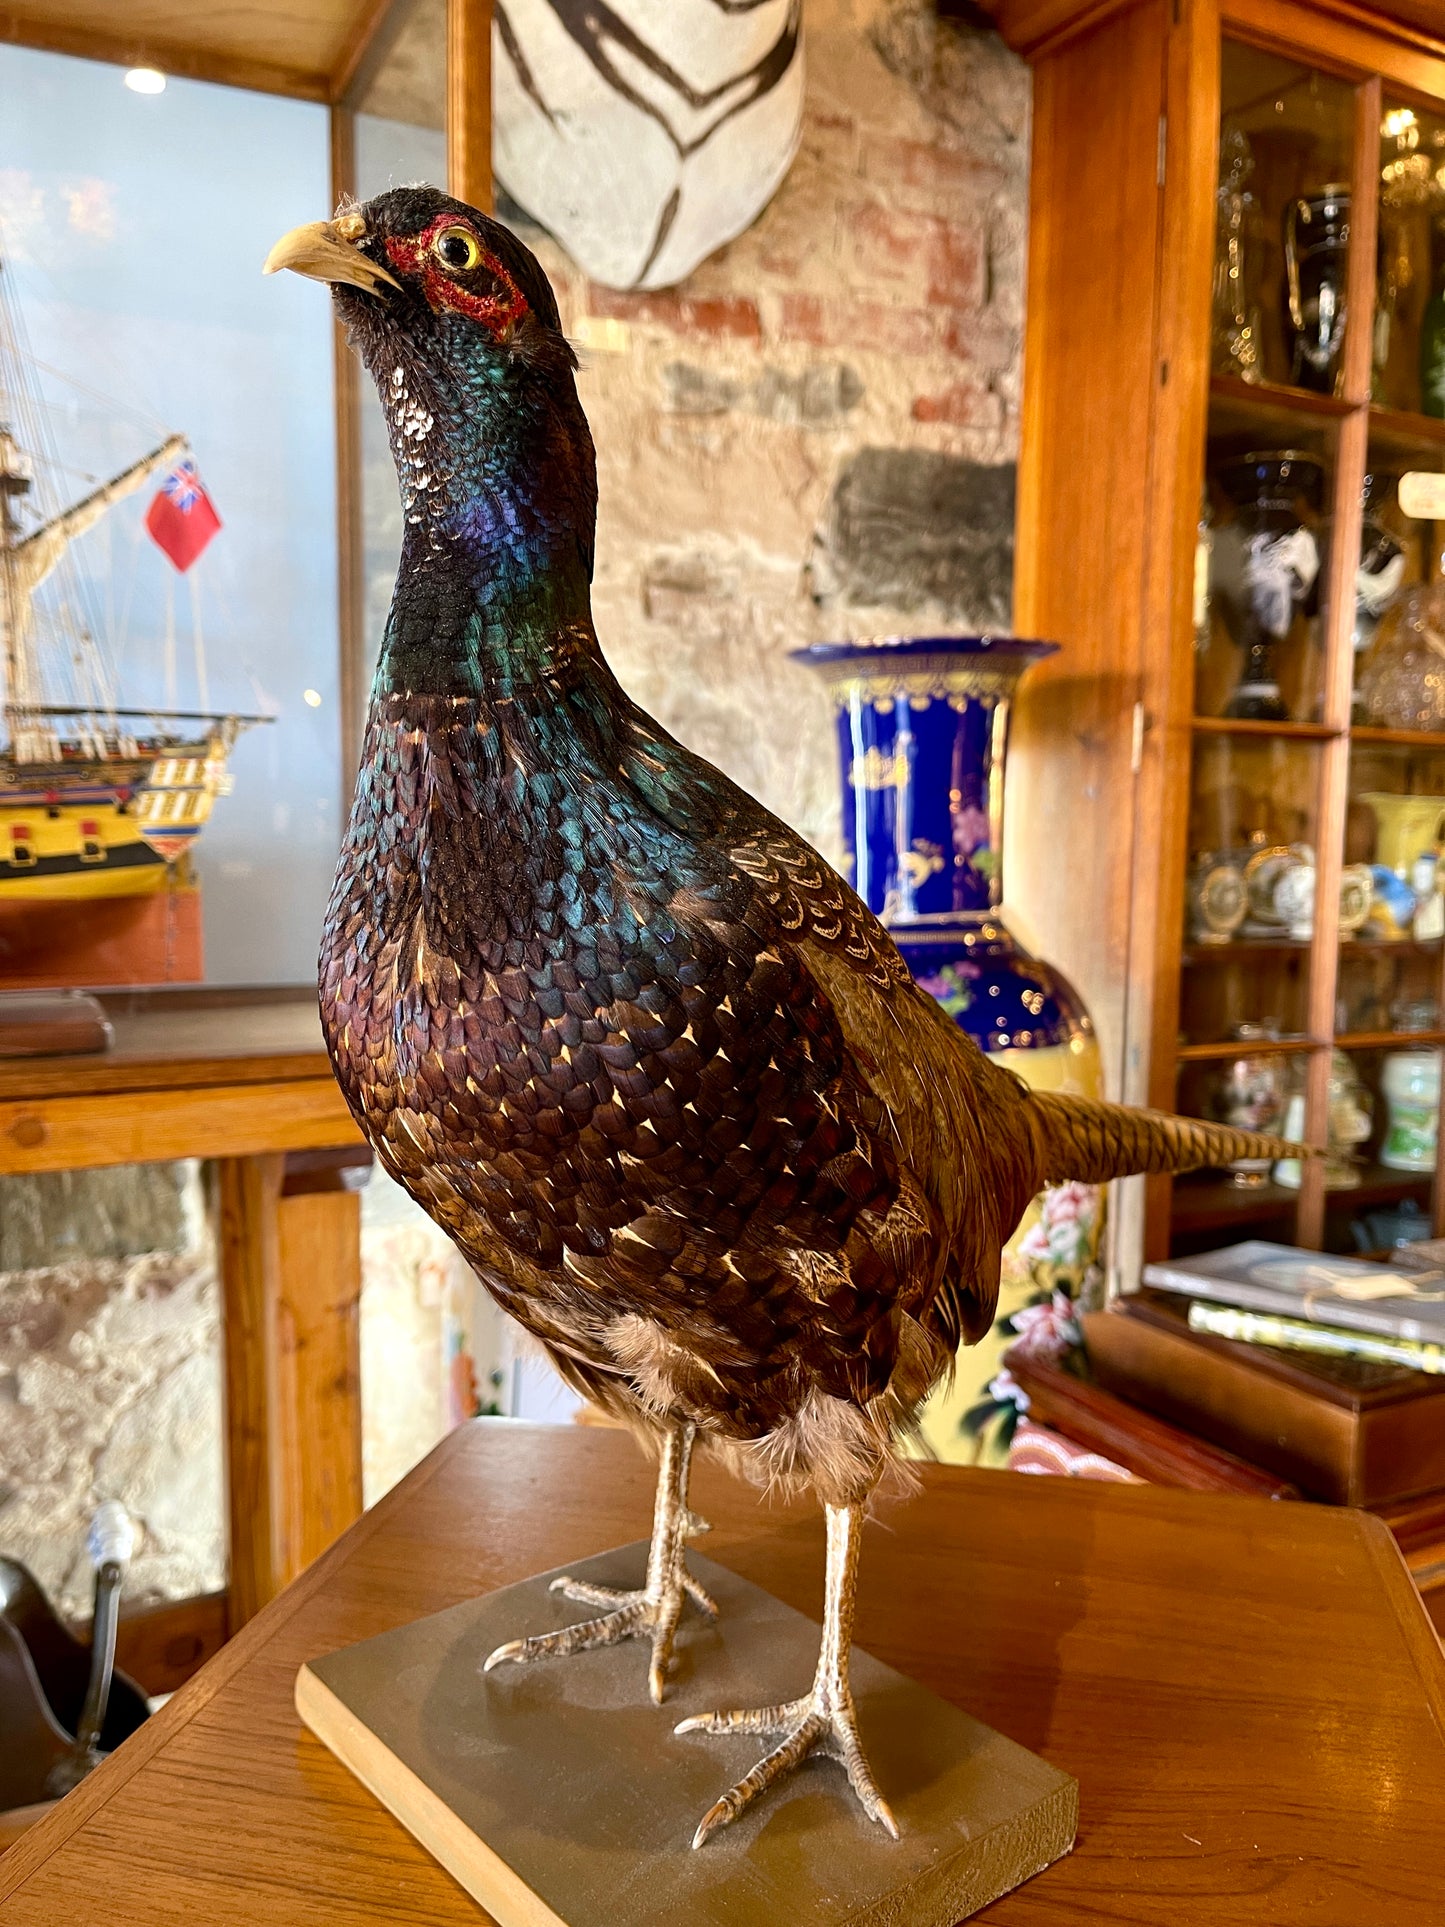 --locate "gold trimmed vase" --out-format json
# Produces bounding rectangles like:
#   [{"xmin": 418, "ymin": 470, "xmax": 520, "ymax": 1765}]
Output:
[
  {"xmin": 793, "ymin": 635, "xmax": 1103, "ymax": 1466},
  {"xmin": 792, "ymin": 634, "xmax": 1100, "ymax": 1089}
]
